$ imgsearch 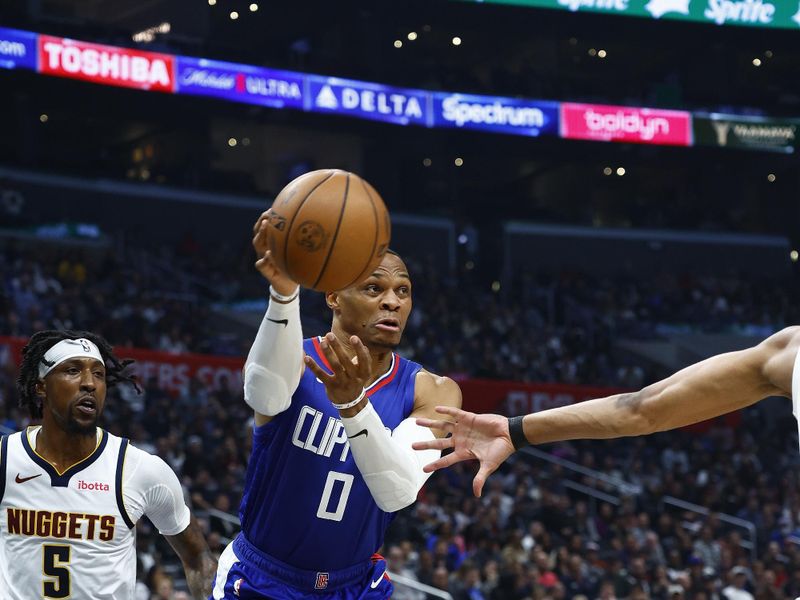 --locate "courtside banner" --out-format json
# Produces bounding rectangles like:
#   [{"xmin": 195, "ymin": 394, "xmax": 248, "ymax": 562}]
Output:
[
  {"xmin": 693, "ymin": 113, "xmax": 798, "ymax": 153},
  {"xmin": 0, "ymin": 27, "xmax": 37, "ymax": 71},
  {"xmin": 0, "ymin": 336, "xmax": 242, "ymax": 395},
  {"xmin": 307, "ymin": 75, "xmax": 431, "ymax": 127},
  {"xmin": 175, "ymin": 56, "xmax": 304, "ymax": 109},
  {"xmin": 560, "ymin": 102, "xmax": 692, "ymax": 146},
  {"xmin": 459, "ymin": 0, "xmax": 800, "ymax": 31},
  {"xmin": 432, "ymin": 92, "xmax": 559, "ymax": 137},
  {"xmin": 38, "ymin": 35, "xmax": 175, "ymax": 92}
]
